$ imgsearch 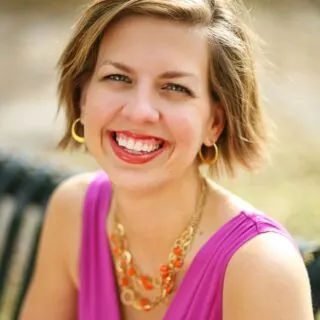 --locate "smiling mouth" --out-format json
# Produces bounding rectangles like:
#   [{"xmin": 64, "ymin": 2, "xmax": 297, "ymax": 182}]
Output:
[{"xmin": 111, "ymin": 131, "xmax": 165, "ymax": 155}]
